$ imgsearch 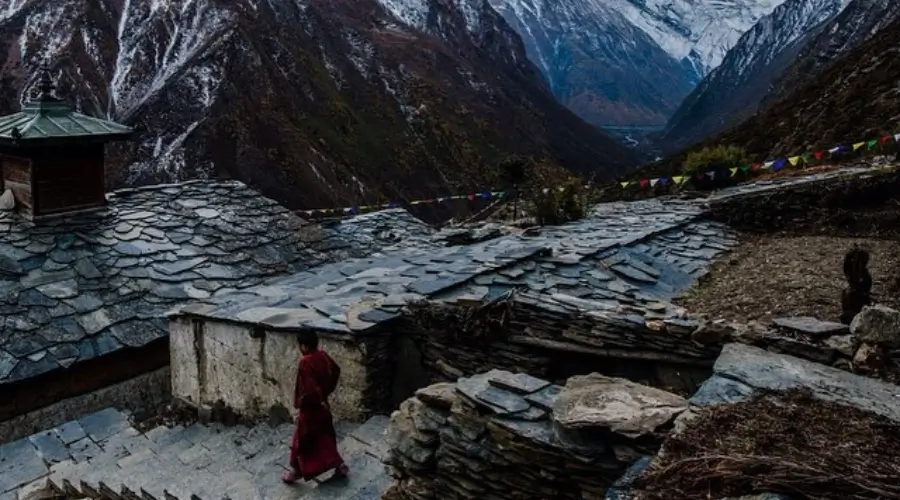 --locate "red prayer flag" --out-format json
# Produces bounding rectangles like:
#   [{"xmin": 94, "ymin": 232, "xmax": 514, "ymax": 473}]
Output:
[
  {"xmin": 813, "ymin": 151, "xmax": 823, "ymax": 160},
  {"xmin": 751, "ymin": 163, "xmax": 761, "ymax": 171},
  {"xmin": 882, "ymin": 136, "xmax": 891, "ymax": 144},
  {"xmin": 639, "ymin": 179, "xmax": 649, "ymax": 188}
]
